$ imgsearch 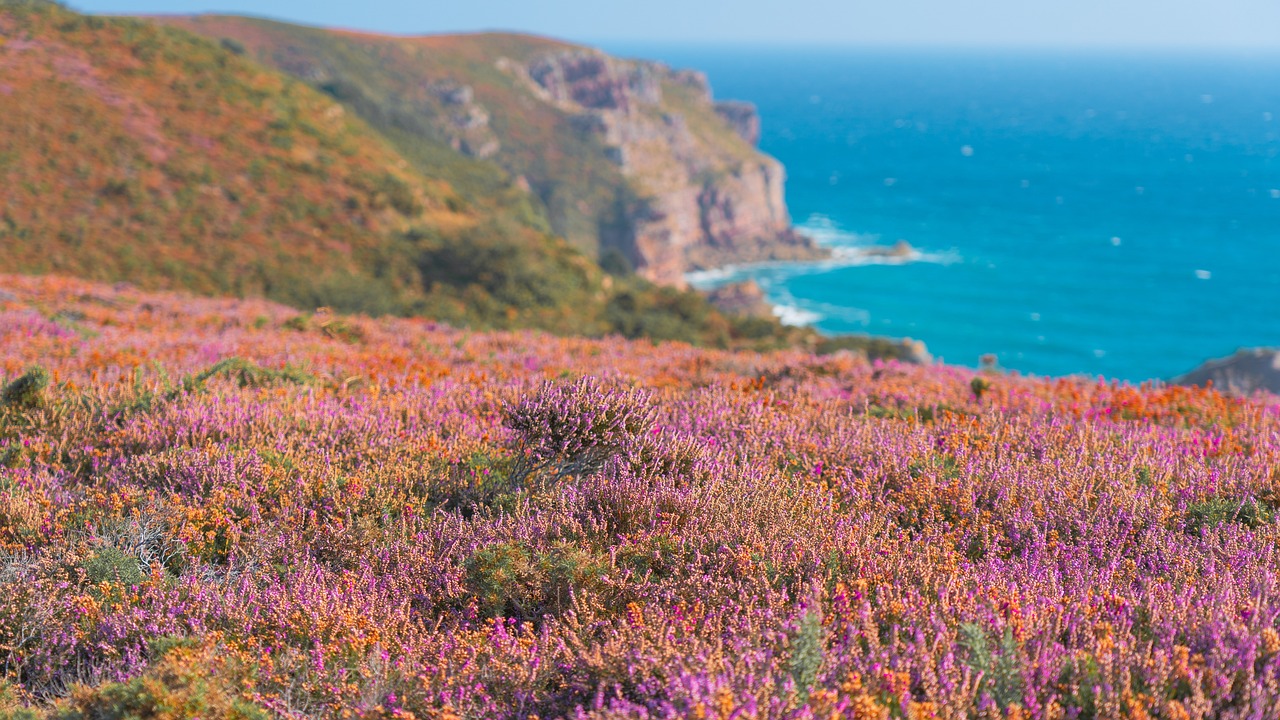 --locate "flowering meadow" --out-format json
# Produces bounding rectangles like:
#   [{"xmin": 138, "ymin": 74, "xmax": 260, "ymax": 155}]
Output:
[{"xmin": 1, "ymin": 274, "xmax": 1279, "ymax": 719}]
